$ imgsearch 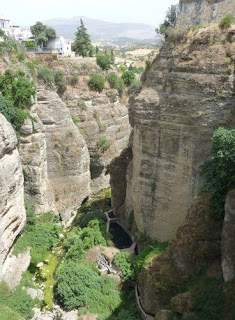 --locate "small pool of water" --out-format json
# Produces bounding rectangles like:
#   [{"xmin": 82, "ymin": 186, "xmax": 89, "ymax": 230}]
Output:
[{"xmin": 109, "ymin": 222, "xmax": 133, "ymax": 249}]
